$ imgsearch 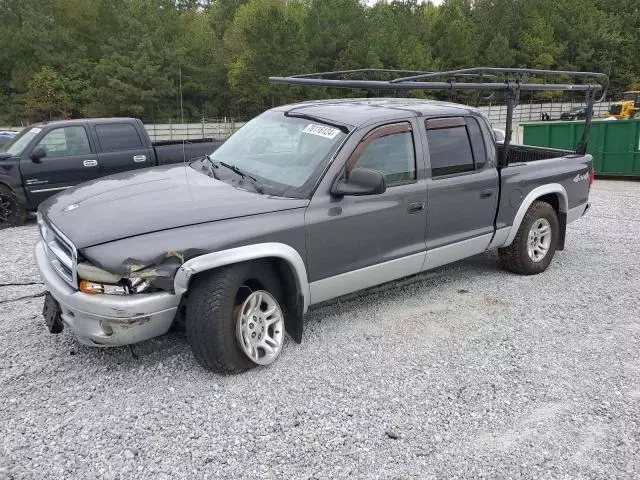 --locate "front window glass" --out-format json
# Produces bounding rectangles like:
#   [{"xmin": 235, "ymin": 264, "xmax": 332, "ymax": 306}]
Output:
[
  {"xmin": 36, "ymin": 126, "xmax": 91, "ymax": 157},
  {"xmin": 354, "ymin": 132, "xmax": 416, "ymax": 185},
  {"xmin": 3, "ymin": 127, "xmax": 41, "ymax": 155},
  {"xmin": 205, "ymin": 111, "xmax": 347, "ymax": 197}
]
